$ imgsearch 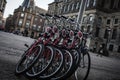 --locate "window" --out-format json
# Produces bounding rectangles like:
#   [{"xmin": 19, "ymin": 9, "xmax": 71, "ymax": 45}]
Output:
[
  {"xmin": 25, "ymin": 21, "xmax": 30, "ymax": 28},
  {"xmin": 22, "ymin": 7, "xmax": 25, "ymax": 11},
  {"xmin": 104, "ymin": 29, "xmax": 108, "ymax": 39},
  {"xmin": 36, "ymin": 12, "xmax": 39, "ymax": 15},
  {"xmin": 21, "ymin": 13, "xmax": 24, "ymax": 17},
  {"xmin": 71, "ymin": 3, "xmax": 74, "ymax": 11},
  {"xmin": 112, "ymin": 28, "xmax": 117, "ymax": 39},
  {"xmin": 64, "ymin": 0, "xmax": 68, "ymax": 2},
  {"xmin": 67, "ymin": 4, "xmax": 70, "ymax": 11},
  {"xmin": 76, "ymin": 2, "xmax": 80, "ymax": 10},
  {"xmin": 95, "ymin": 27, "xmax": 100, "ymax": 37},
  {"xmin": 98, "ymin": 17, "xmax": 102, "ymax": 26},
  {"xmin": 119, "ymin": 0, "xmax": 120, "ymax": 8},
  {"xmin": 82, "ymin": 17, "xmax": 86, "ymax": 23},
  {"xmin": 107, "ymin": 19, "xmax": 111, "ymax": 24},
  {"xmin": 33, "ymin": 24, "xmax": 36, "ymax": 30},
  {"xmin": 63, "ymin": 6, "xmax": 66, "ymax": 12},
  {"xmin": 30, "ymin": 8, "xmax": 32, "ymax": 13},
  {"xmin": 34, "ymin": 17, "xmax": 38, "ymax": 21},
  {"xmin": 110, "ymin": 0, "xmax": 114, "ymax": 9},
  {"xmin": 93, "ymin": 0, "xmax": 97, "ymax": 6},
  {"xmin": 118, "ymin": 46, "xmax": 120, "ymax": 53},
  {"xmin": 37, "ymin": 26, "xmax": 41, "ymax": 31},
  {"xmin": 65, "ymin": 5, "xmax": 68, "ymax": 12},
  {"xmin": 114, "ymin": 19, "xmax": 118, "ymax": 24},
  {"xmin": 27, "ymin": 15, "xmax": 32, "ymax": 19},
  {"xmin": 38, "ymin": 26, "xmax": 41, "ymax": 29},
  {"xmin": 109, "ymin": 44, "xmax": 114, "ymax": 51},
  {"xmin": 18, "ymin": 19, "xmax": 23, "ymax": 26},
  {"xmin": 101, "ymin": 0, "xmax": 105, "ymax": 7},
  {"xmin": 40, "ymin": 19, "xmax": 42, "ymax": 22},
  {"xmin": 89, "ymin": 16, "xmax": 93, "ymax": 22},
  {"xmin": 87, "ymin": 0, "xmax": 90, "ymax": 7}
]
